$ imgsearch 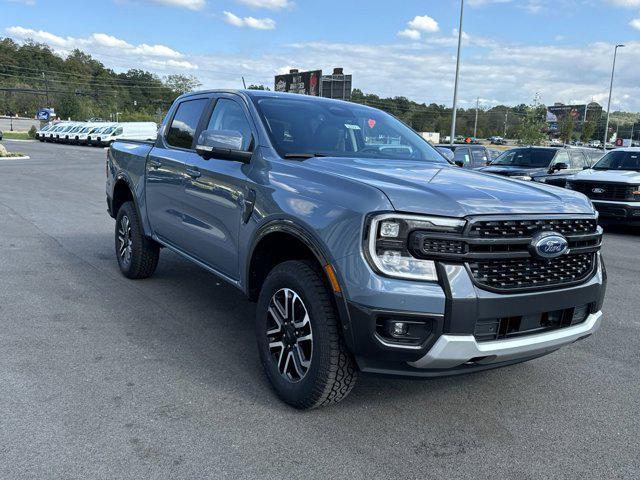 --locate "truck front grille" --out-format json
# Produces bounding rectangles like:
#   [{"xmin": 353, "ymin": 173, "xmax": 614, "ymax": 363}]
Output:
[
  {"xmin": 468, "ymin": 253, "xmax": 595, "ymax": 291},
  {"xmin": 409, "ymin": 215, "xmax": 601, "ymax": 293},
  {"xmin": 570, "ymin": 181, "xmax": 638, "ymax": 202},
  {"xmin": 468, "ymin": 218, "xmax": 598, "ymax": 237}
]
